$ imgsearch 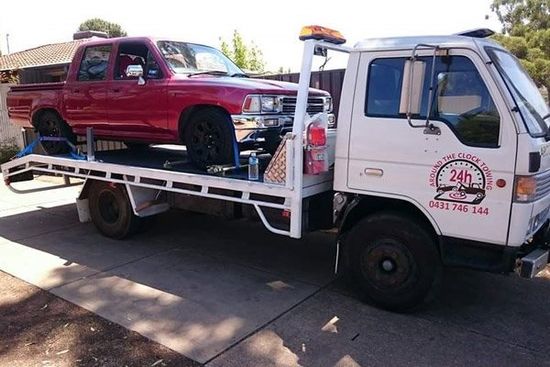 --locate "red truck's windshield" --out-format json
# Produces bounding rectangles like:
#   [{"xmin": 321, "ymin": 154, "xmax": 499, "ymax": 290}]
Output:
[{"xmin": 157, "ymin": 41, "xmax": 244, "ymax": 76}]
